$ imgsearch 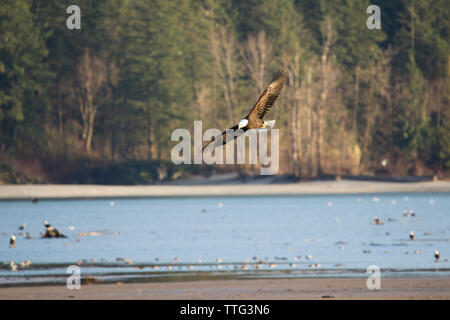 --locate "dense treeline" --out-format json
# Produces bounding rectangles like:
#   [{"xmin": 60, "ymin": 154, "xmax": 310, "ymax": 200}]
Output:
[{"xmin": 0, "ymin": 0, "xmax": 449, "ymax": 184}]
